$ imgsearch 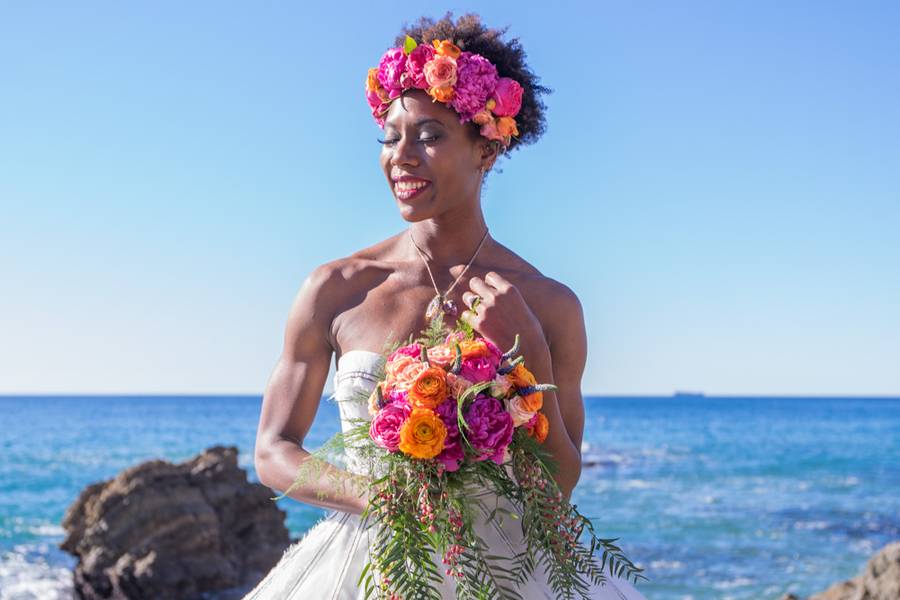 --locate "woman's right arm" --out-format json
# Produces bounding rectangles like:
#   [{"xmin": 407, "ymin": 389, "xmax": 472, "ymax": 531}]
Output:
[{"xmin": 253, "ymin": 262, "xmax": 369, "ymax": 515}]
